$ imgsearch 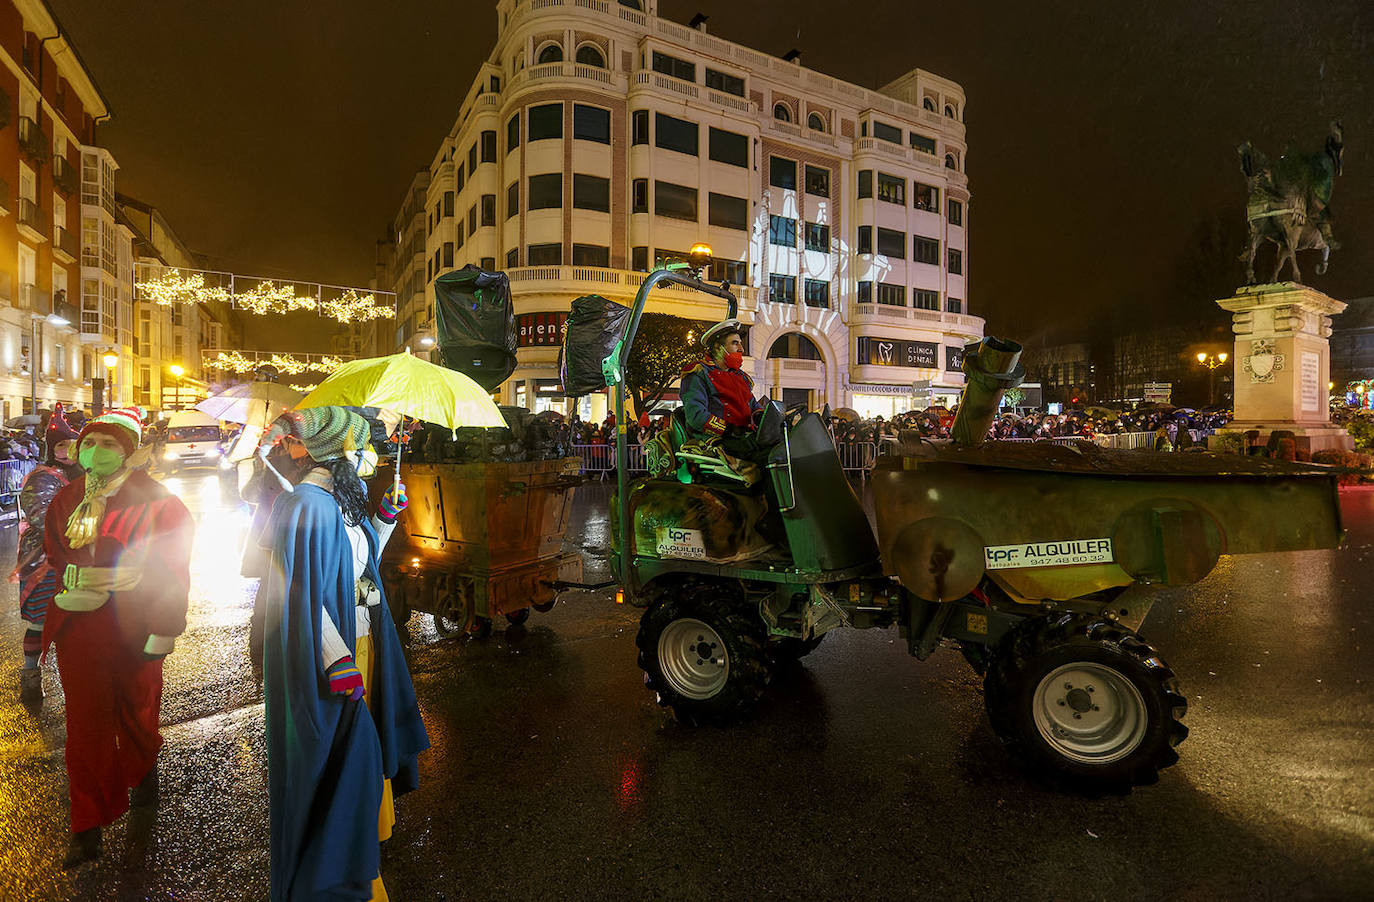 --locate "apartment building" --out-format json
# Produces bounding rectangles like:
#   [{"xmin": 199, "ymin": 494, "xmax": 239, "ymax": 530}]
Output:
[
  {"xmin": 381, "ymin": 0, "xmax": 982, "ymax": 419},
  {"xmin": 118, "ymin": 193, "xmax": 243, "ymax": 412}
]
